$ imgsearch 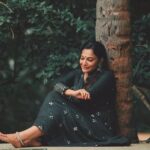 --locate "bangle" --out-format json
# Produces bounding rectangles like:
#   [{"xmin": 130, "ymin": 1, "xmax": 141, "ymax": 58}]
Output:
[
  {"xmin": 54, "ymin": 83, "xmax": 69, "ymax": 95},
  {"xmin": 62, "ymin": 87, "xmax": 68, "ymax": 95}
]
